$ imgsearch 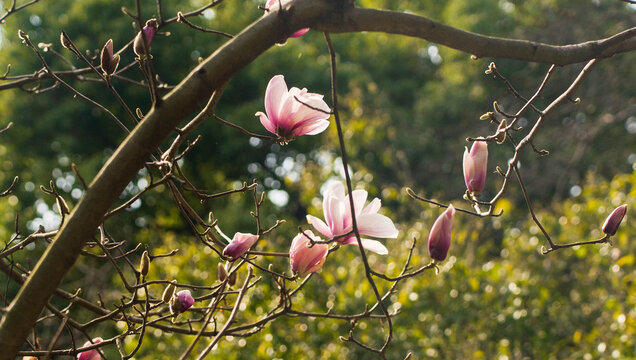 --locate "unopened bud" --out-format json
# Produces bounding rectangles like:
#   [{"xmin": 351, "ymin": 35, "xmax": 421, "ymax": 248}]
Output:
[
  {"xmin": 18, "ymin": 30, "xmax": 28, "ymax": 42},
  {"xmin": 139, "ymin": 250, "xmax": 150, "ymax": 277},
  {"xmin": 228, "ymin": 269, "xmax": 237, "ymax": 287},
  {"xmin": 100, "ymin": 39, "xmax": 120, "ymax": 76},
  {"xmin": 428, "ymin": 205, "xmax": 455, "ymax": 261},
  {"xmin": 162, "ymin": 280, "xmax": 176, "ymax": 303},
  {"xmin": 602, "ymin": 204, "xmax": 627, "ymax": 236},
  {"xmin": 217, "ymin": 263, "xmax": 228, "ymax": 283},
  {"xmin": 133, "ymin": 18, "xmax": 158, "ymax": 58},
  {"xmin": 170, "ymin": 290, "xmax": 194, "ymax": 315},
  {"xmin": 479, "ymin": 112, "xmax": 492, "ymax": 121}
]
